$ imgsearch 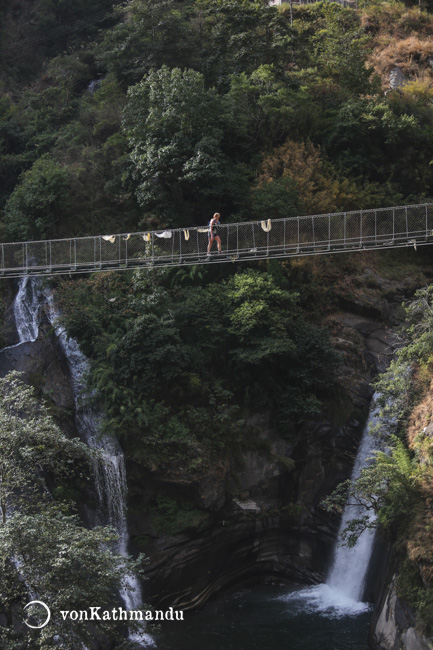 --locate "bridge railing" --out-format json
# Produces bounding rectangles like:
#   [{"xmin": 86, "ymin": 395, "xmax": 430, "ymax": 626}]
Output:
[{"xmin": 1, "ymin": 203, "xmax": 432, "ymax": 277}]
